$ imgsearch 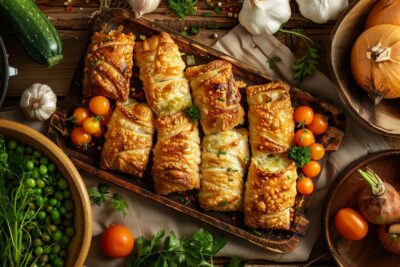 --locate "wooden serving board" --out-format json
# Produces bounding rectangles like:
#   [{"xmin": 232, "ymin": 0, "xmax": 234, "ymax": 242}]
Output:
[{"xmin": 48, "ymin": 8, "xmax": 345, "ymax": 253}]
